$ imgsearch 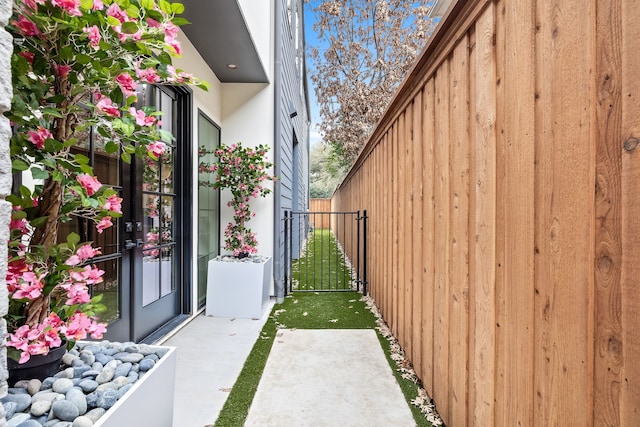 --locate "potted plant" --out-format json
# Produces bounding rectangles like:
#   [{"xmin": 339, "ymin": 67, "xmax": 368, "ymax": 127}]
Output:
[
  {"xmin": 5, "ymin": 0, "xmax": 204, "ymax": 415},
  {"xmin": 200, "ymin": 142, "xmax": 275, "ymax": 318}
]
